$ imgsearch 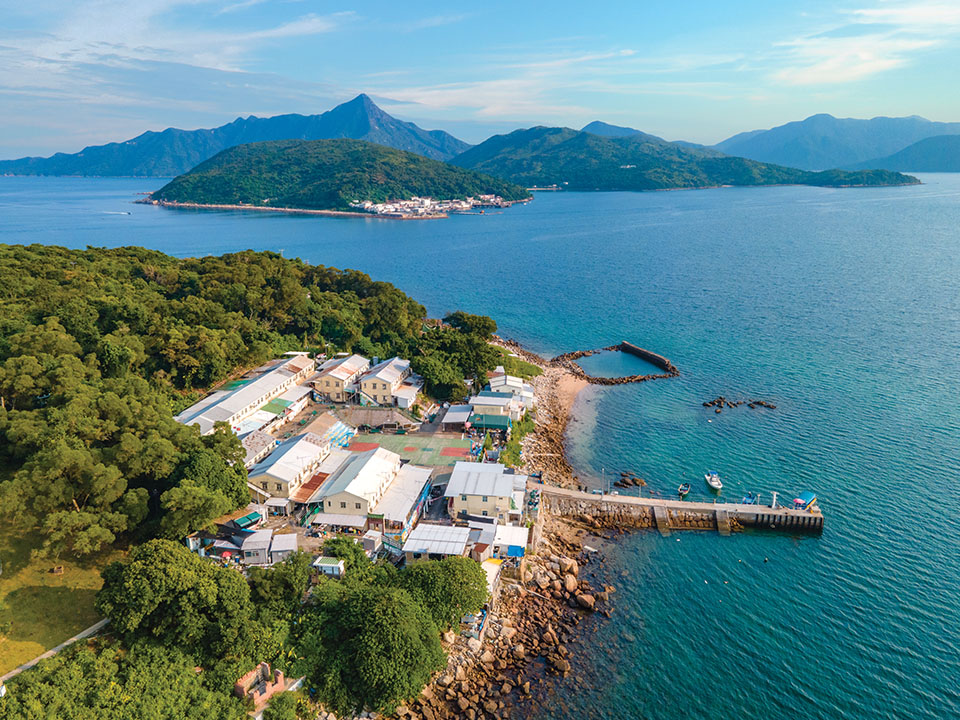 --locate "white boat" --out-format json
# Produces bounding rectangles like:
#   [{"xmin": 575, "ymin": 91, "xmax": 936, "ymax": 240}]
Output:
[{"xmin": 704, "ymin": 471, "xmax": 723, "ymax": 491}]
